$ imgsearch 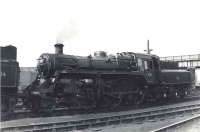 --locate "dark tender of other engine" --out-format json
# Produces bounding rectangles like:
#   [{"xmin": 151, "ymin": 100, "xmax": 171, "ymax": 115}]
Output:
[{"xmin": 0, "ymin": 45, "xmax": 20, "ymax": 115}]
